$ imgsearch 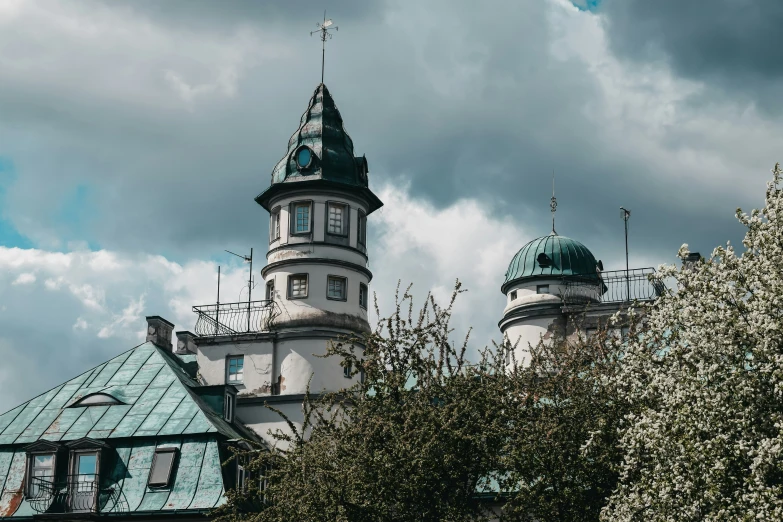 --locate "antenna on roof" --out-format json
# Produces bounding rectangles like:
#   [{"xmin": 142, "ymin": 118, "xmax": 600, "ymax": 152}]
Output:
[
  {"xmin": 550, "ymin": 170, "xmax": 558, "ymax": 235},
  {"xmin": 225, "ymin": 248, "xmax": 254, "ymax": 332},
  {"xmin": 311, "ymin": 11, "xmax": 338, "ymax": 85}
]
